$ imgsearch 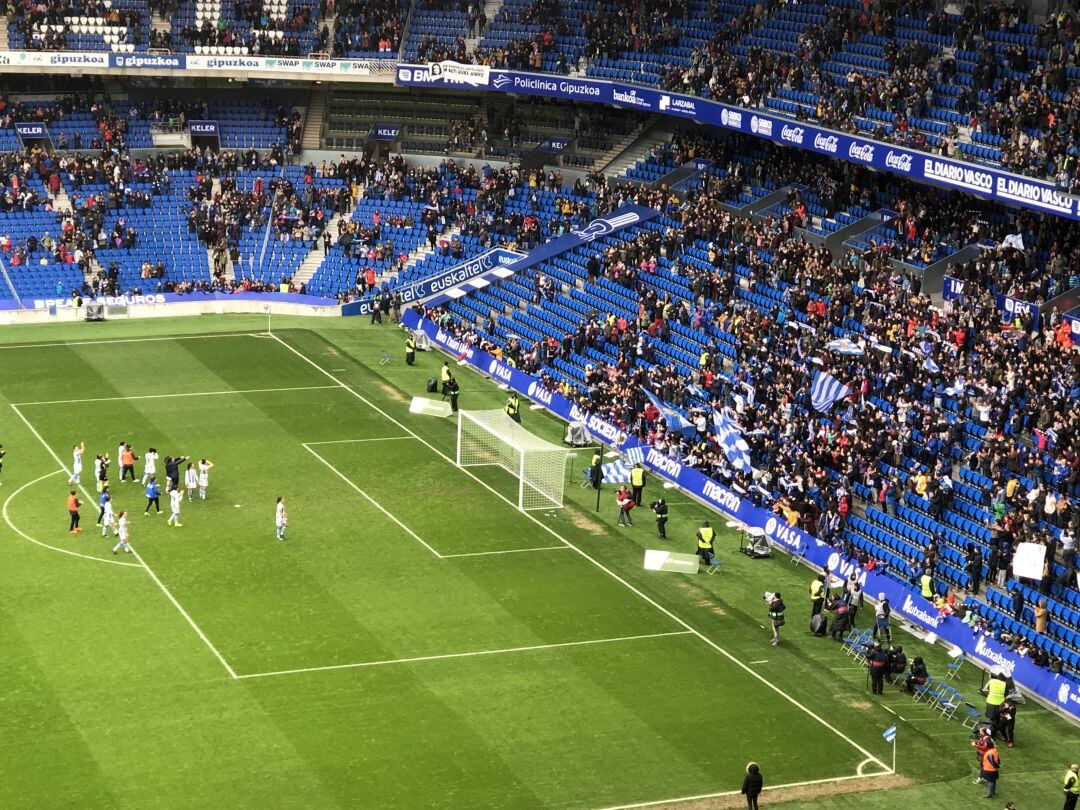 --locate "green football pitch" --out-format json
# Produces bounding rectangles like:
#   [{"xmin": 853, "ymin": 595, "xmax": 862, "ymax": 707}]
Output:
[{"xmin": 0, "ymin": 315, "xmax": 1074, "ymax": 809}]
